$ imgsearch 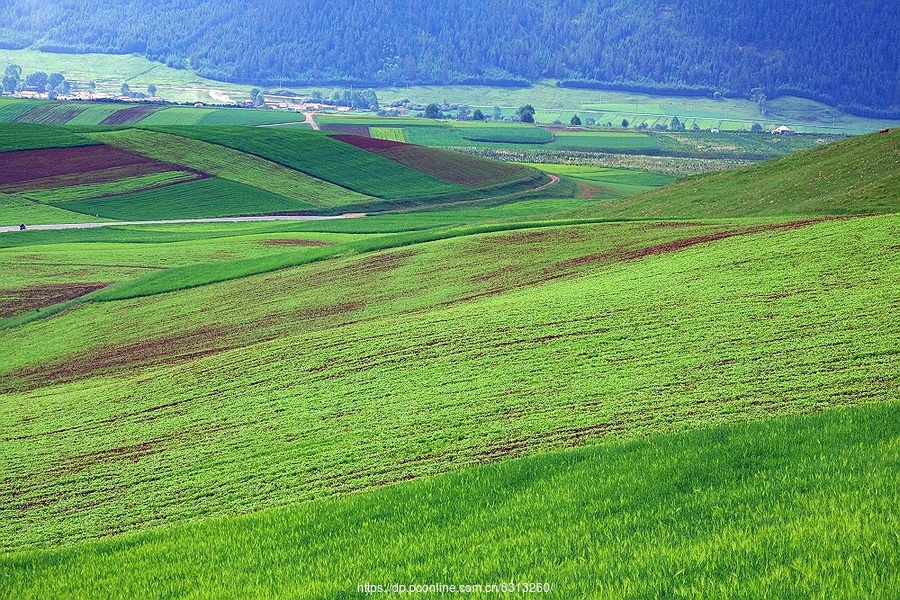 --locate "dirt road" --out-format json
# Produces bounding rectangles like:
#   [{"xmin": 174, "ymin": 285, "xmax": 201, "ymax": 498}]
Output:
[{"xmin": 0, "ymin": 214, "xmax": 363, "ymax": 234}]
